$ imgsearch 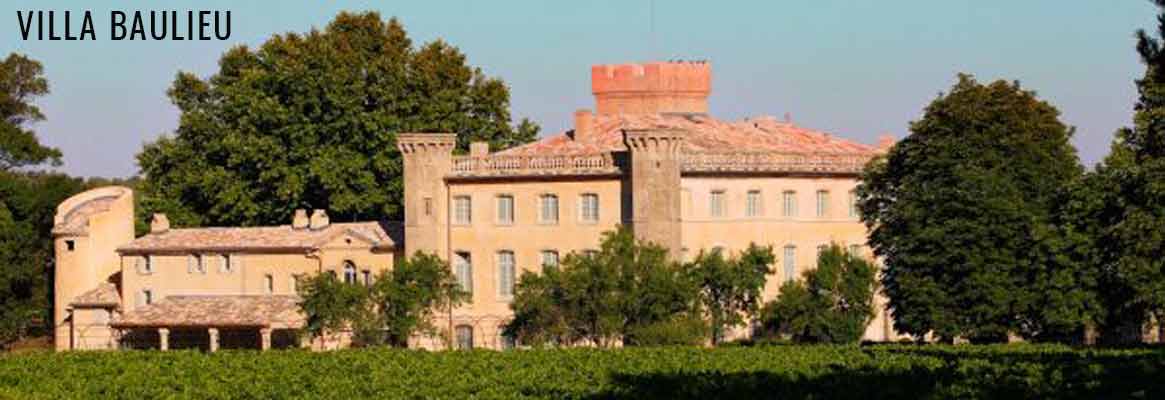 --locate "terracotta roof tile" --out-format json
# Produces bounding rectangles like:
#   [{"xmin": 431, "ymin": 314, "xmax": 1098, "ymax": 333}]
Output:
[
  {"xmin": 118, "ymin": 221, "xmax": 401, "ymax": 253},
  {"xmin": 71, "ymin": 283, "xmax": 120, "ymax": 308},
  {"xmin": 496, "ymin": 113, "xmax": 880, "ymax": 157},
  {"xmin": 112, "ymin": 295, "xmax": 305, "ymax": 328}
]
